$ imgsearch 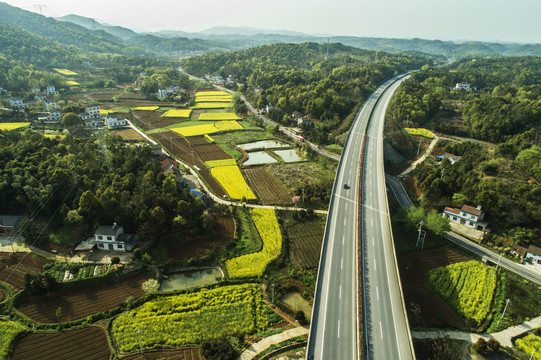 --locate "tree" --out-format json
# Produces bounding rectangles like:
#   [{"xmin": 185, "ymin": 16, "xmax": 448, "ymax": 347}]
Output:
[
  {"xmin": 472, "ymin": 338, "xmax": 488, "ymax": 354},
  {"xmin": 406, "ymin": 206, "xmax": 425, "ymax": 228},
  {"xmin": 111, "ymin": 256, "xmax": 120, "ymax": 265},
  {"xmin": 200, "ymin": 338, "xmax": 239, "ymax": 360},
  {"xmin": 55, "ymin": 306, "xmax": 63, "ymax": 323},
  {"xmin": 426, "ymin": 210, "xmax": 451, "ymax": 236},
  {"xmin": 487, "ymin": 338, "xmax": 500, "ymax": 352},
  {"xmin": 61, "ymin": 112, "xmax": 82, "ymax": 128},
  {"xmin": 452, "ymin": 193, "xmax": 468, "ymax": 208}
]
